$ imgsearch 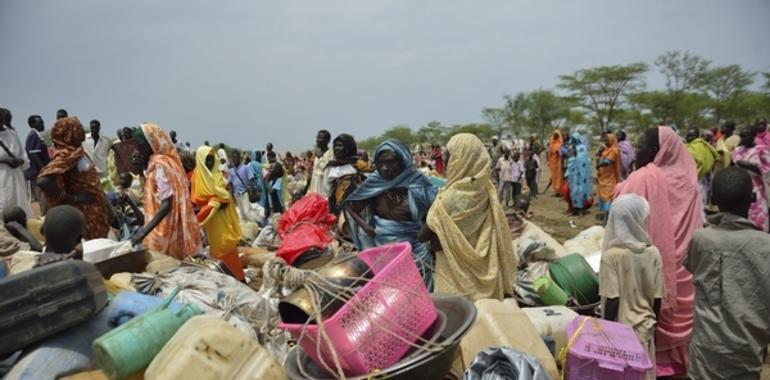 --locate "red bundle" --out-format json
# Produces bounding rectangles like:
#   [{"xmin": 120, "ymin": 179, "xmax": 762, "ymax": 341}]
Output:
[{"xmin": 275, "ymin": 193, "xmax": 337, "ymax": 265}]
